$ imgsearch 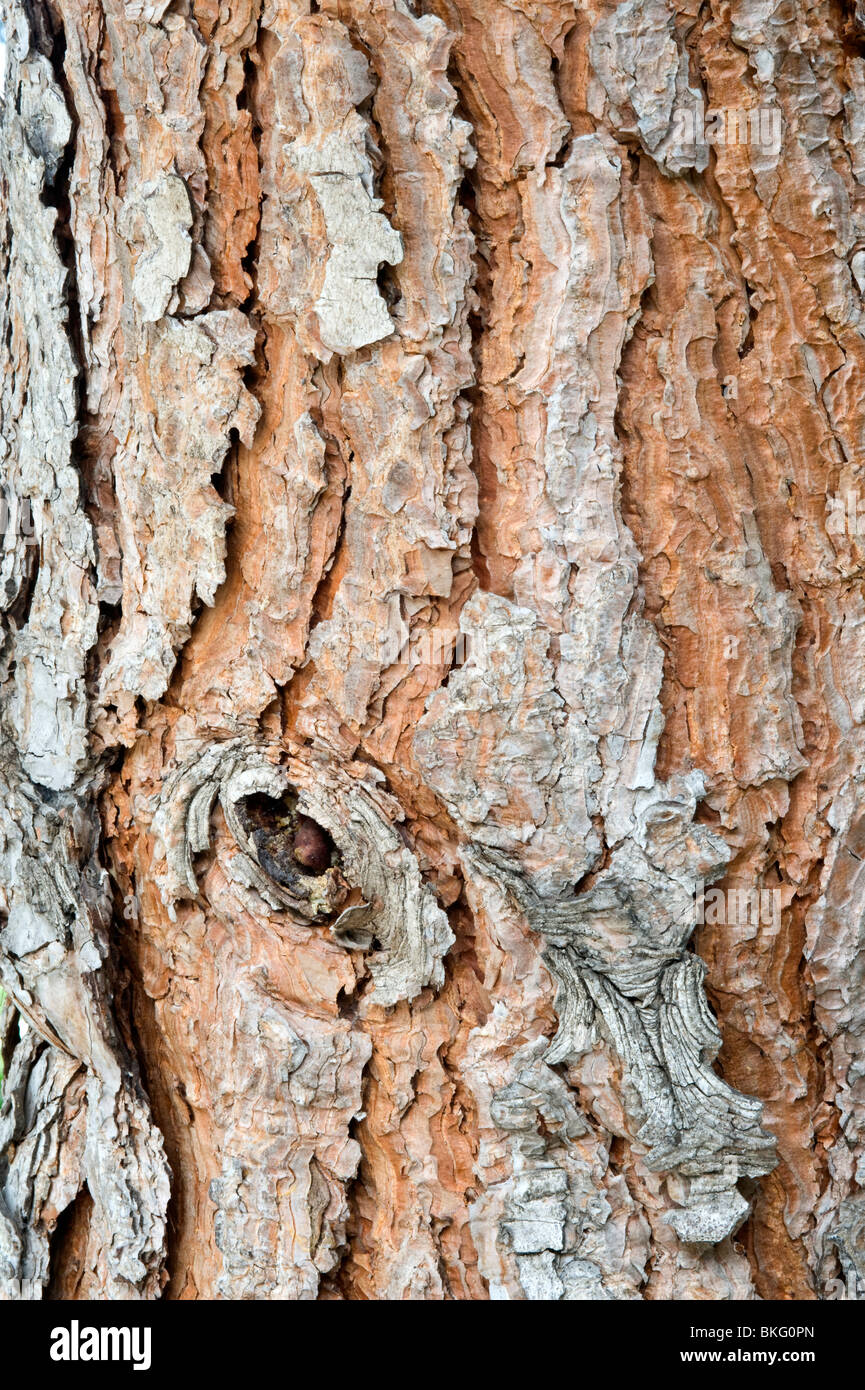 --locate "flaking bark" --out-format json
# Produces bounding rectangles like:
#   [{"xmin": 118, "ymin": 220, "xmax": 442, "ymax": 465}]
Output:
[{"xmin": 1, "ymin": 0, "xmax": 864, "ymax": 1301}]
